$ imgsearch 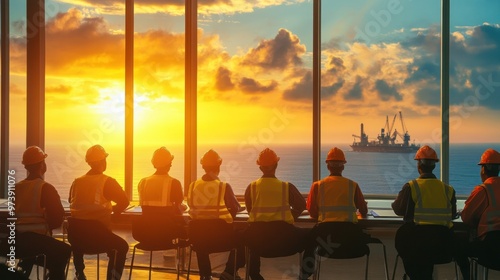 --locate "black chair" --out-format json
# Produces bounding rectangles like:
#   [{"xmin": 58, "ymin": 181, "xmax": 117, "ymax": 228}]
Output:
[
  {"xmin": 243, "ymin": 221, "xmax": 305, "ymax": 280},
  {"xmin": 312, "ymin": 222, "xmax": 389, "ymax": 280},
  {"xmin": 392, "ymin": 254, "xmax": 458, "ymax": 280},
  {"xmin": 186, "ymin": 219, "xmax": 239, "ymax": 280},
  {"xmin": 66, "ymin": 217, "xmax": 117, "ymax": 280},
  {"xmin": 128, "ymin": 215, "xmax": 189, "ymax": 280},
  {"xmin": 471, "ymin": 257, "xmax": 500, "ymax": 280}
]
